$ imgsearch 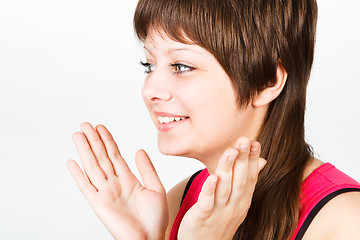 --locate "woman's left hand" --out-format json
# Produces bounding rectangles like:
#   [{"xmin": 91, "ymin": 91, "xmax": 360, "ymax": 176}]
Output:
[{"xmin": 178, "ymin": 137, "xmax": 267, "ymax": 240}]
